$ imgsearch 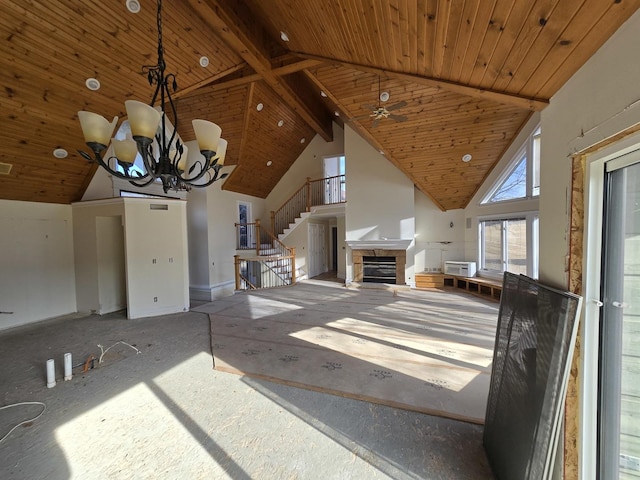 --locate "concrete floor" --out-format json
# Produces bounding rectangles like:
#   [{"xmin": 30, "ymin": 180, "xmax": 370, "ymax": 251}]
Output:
[{"xmin": 0, "ymin": 282, "xmax": 495, "ymax": 479}]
